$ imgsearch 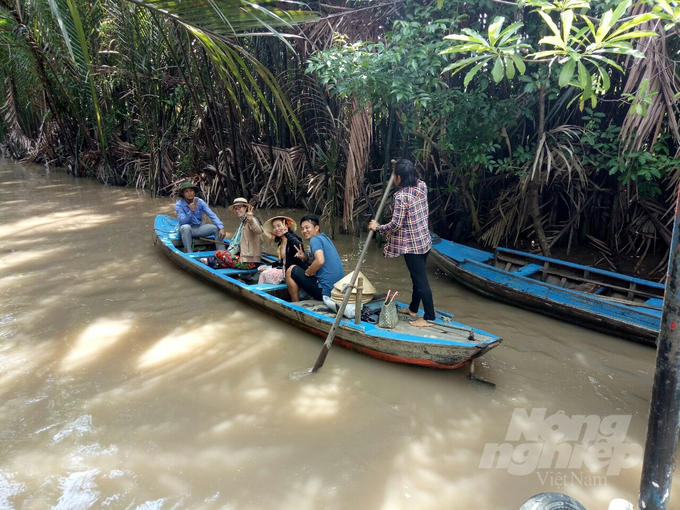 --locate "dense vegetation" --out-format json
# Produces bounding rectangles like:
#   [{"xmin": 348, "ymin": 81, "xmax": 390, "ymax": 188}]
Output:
[{"xmin": 1, "ymin": 0, "xmax": 679, "ymax": 276}]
